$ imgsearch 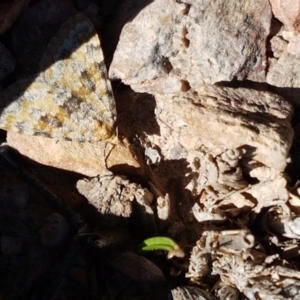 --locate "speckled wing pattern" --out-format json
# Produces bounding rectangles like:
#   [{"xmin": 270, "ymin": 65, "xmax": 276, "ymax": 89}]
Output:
[{"xmin": 0, "ymin": 14, "xmax": 116, "ymax": 142}]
